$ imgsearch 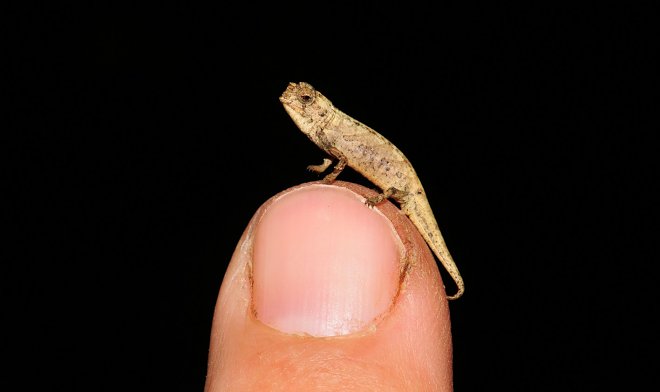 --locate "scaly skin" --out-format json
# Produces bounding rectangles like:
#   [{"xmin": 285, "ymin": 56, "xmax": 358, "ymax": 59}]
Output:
[{"xmin": 279, "ymin": 82, "xmax": 464, "ymax": 300}]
